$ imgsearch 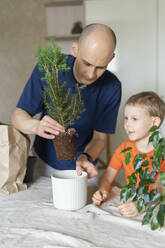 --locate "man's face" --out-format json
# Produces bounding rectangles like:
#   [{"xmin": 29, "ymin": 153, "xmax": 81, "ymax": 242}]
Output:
[
  {"xmin": 73, "ymin": 55, "xmax": 108, "ymax": 85},
  {"xmin": 72, "ymin": 40, "xmax": 114, "ymax": 85}
]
